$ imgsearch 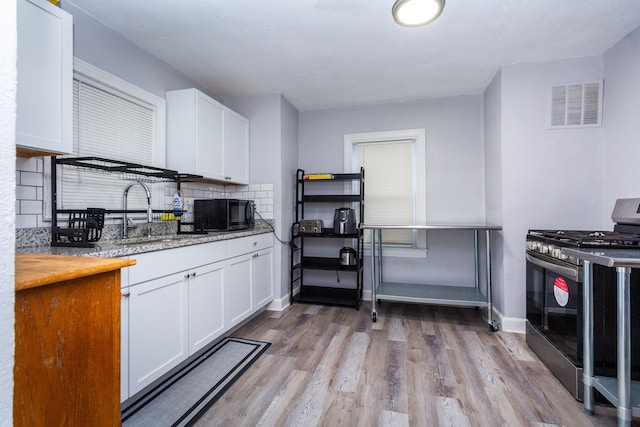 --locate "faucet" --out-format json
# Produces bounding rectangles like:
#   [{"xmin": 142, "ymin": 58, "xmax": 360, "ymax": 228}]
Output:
[{"xmin": 122, "ymin": 181, "xmax": 153, "ymax": 238}]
